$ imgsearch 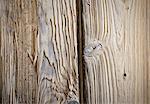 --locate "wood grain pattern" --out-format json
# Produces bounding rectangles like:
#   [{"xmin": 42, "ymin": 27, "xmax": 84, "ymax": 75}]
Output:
[
  {"xmin": 37, "ymin": 0, "xmax": 79, "ymax": 103},
  {"xmin": 1, "ymin": 0, "xmax": 149, "ymax": 103},
  {"xmin": 1, "ymin": 0, "xmax": 38, "ymax": 103},
  {"xmin": 82, "ymin": 0, "xmax": 149, "ymax": 103},
  {"xmin": 1, "ymin": 0, "xmax": 79, "ymax": 103}
]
